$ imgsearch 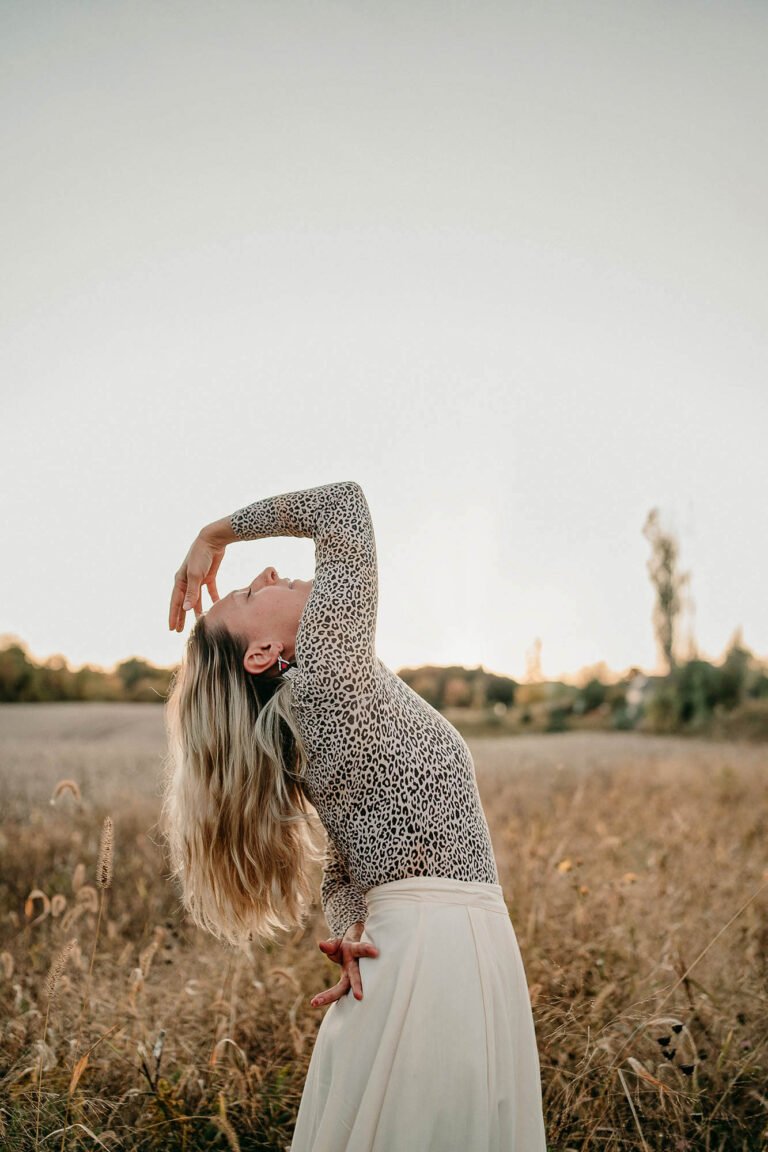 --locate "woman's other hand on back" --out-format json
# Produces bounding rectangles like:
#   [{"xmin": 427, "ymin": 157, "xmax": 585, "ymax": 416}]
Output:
[{"xmin": 311, "ymin": 921, "xmax": 379, "ymax": 1007}]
